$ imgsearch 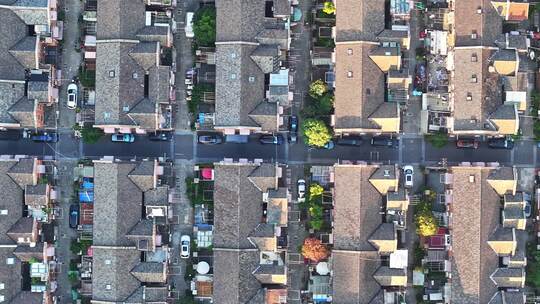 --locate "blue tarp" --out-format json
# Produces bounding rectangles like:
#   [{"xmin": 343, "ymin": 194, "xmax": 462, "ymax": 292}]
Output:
[
  {"xmin": 79, "ymin": 191, "xmax": 94, "ymax": 202},
  {"xmin": 82, "ymin": 180, "xmax": 93, "ymax": 189}
]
